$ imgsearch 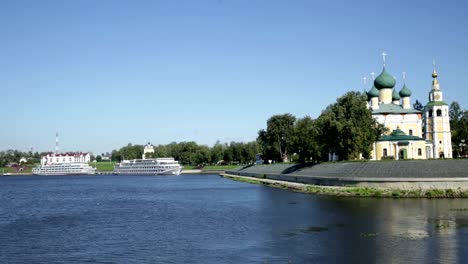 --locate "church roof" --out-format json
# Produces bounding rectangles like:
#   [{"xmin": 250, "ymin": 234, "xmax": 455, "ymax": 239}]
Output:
[
  {"xmin": 425, "ymin": 101, "xmax": 448, "ymax": 108},
  {"xmin": 377, "ymin": 128, "xmax": 426, "ymax": 142},
  {"xmin": 374, "ymin": 67, "xmax": 396, "ymax": 89},
  {"xmin": 392, "ymin": 89, "xmax": 401, "ymax": 100},
  {"xmin": 399, "ymin": 84, "xmax": 412, "ymax": 97},
  {"xmin": 367, "ymin": 85, "xmax": 380, "ymax": 98},
  {"xmin": 372, "ymin": 104, "xmax": 421, "ymax": 114}
]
